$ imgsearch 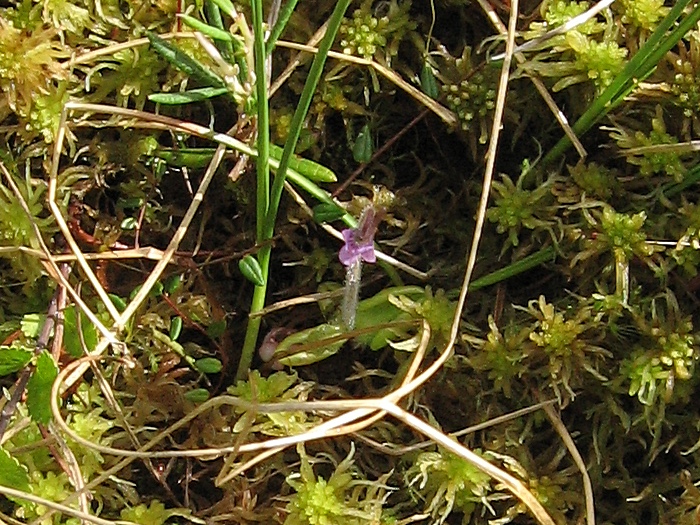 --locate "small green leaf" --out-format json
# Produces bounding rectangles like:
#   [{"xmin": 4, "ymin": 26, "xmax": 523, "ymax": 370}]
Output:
[
  {"xmin": 146, "ymin": 32, "xmax": 226, "ymax": 89},
  {"xmin": 20, "ymin": 313, "xmax": 44, "ymax": 338},
  {"xmin": 210, "ymin": 0, "xmax": 236, "ymax": 17},
  {"xmin": 353, "ymin": 124, "xmax": 373, "ymax": 163},
  {"xmin": 239, "ymin": 255, "xmax": 265, "ymax": 286},
  {"xmin": 195, "ymin": 357, "xmax": 223, "ymax": 374},
  {"xmin": 313, "ymin": 203, "xmax": 346, "ymax": 224},
  {"xmin": 0, "ymin": 446, "xmax": 30, "ymax": 492},
  {"xmin": 0, "ymin": 347, "xmax": 32, "ymax": 376},
  {"xmin": 163, "ymin": 274, "xmax": 182, "ymax": 295},
  {"xmin": 63, "ymin": 306, "xmax": 98, "ymax": 358},
  {"xmin": 180, "ymin": 14, "xmax": 234, "ymax": 41},
  {"xmin": 420, "ymin": 63, "xmax": 439, "ymax": 99},
  {"xmin": 184, "ymin": 388, "xmax": 210, "ymax": 402},
  {"xmin": 170, "ymin": 317, "xmax": 183, "ymax": 341},
  {"xmin": 157, "ymin": 148, "xmax": 217, "ymax": 168},
  {"xmin": 108, "ymin": 294, "xmax": 127, "ymax": 312},
  {"xmin": 148, "ymin": 87, "xmax": 230, "ymax": 105},
  {"xmin": 269, "ymin": 144, "xmax": 337, "ymax": 182},
  {"xmin": 27, "ymin": 351, "xmax": 58, "ymax": 425}
]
